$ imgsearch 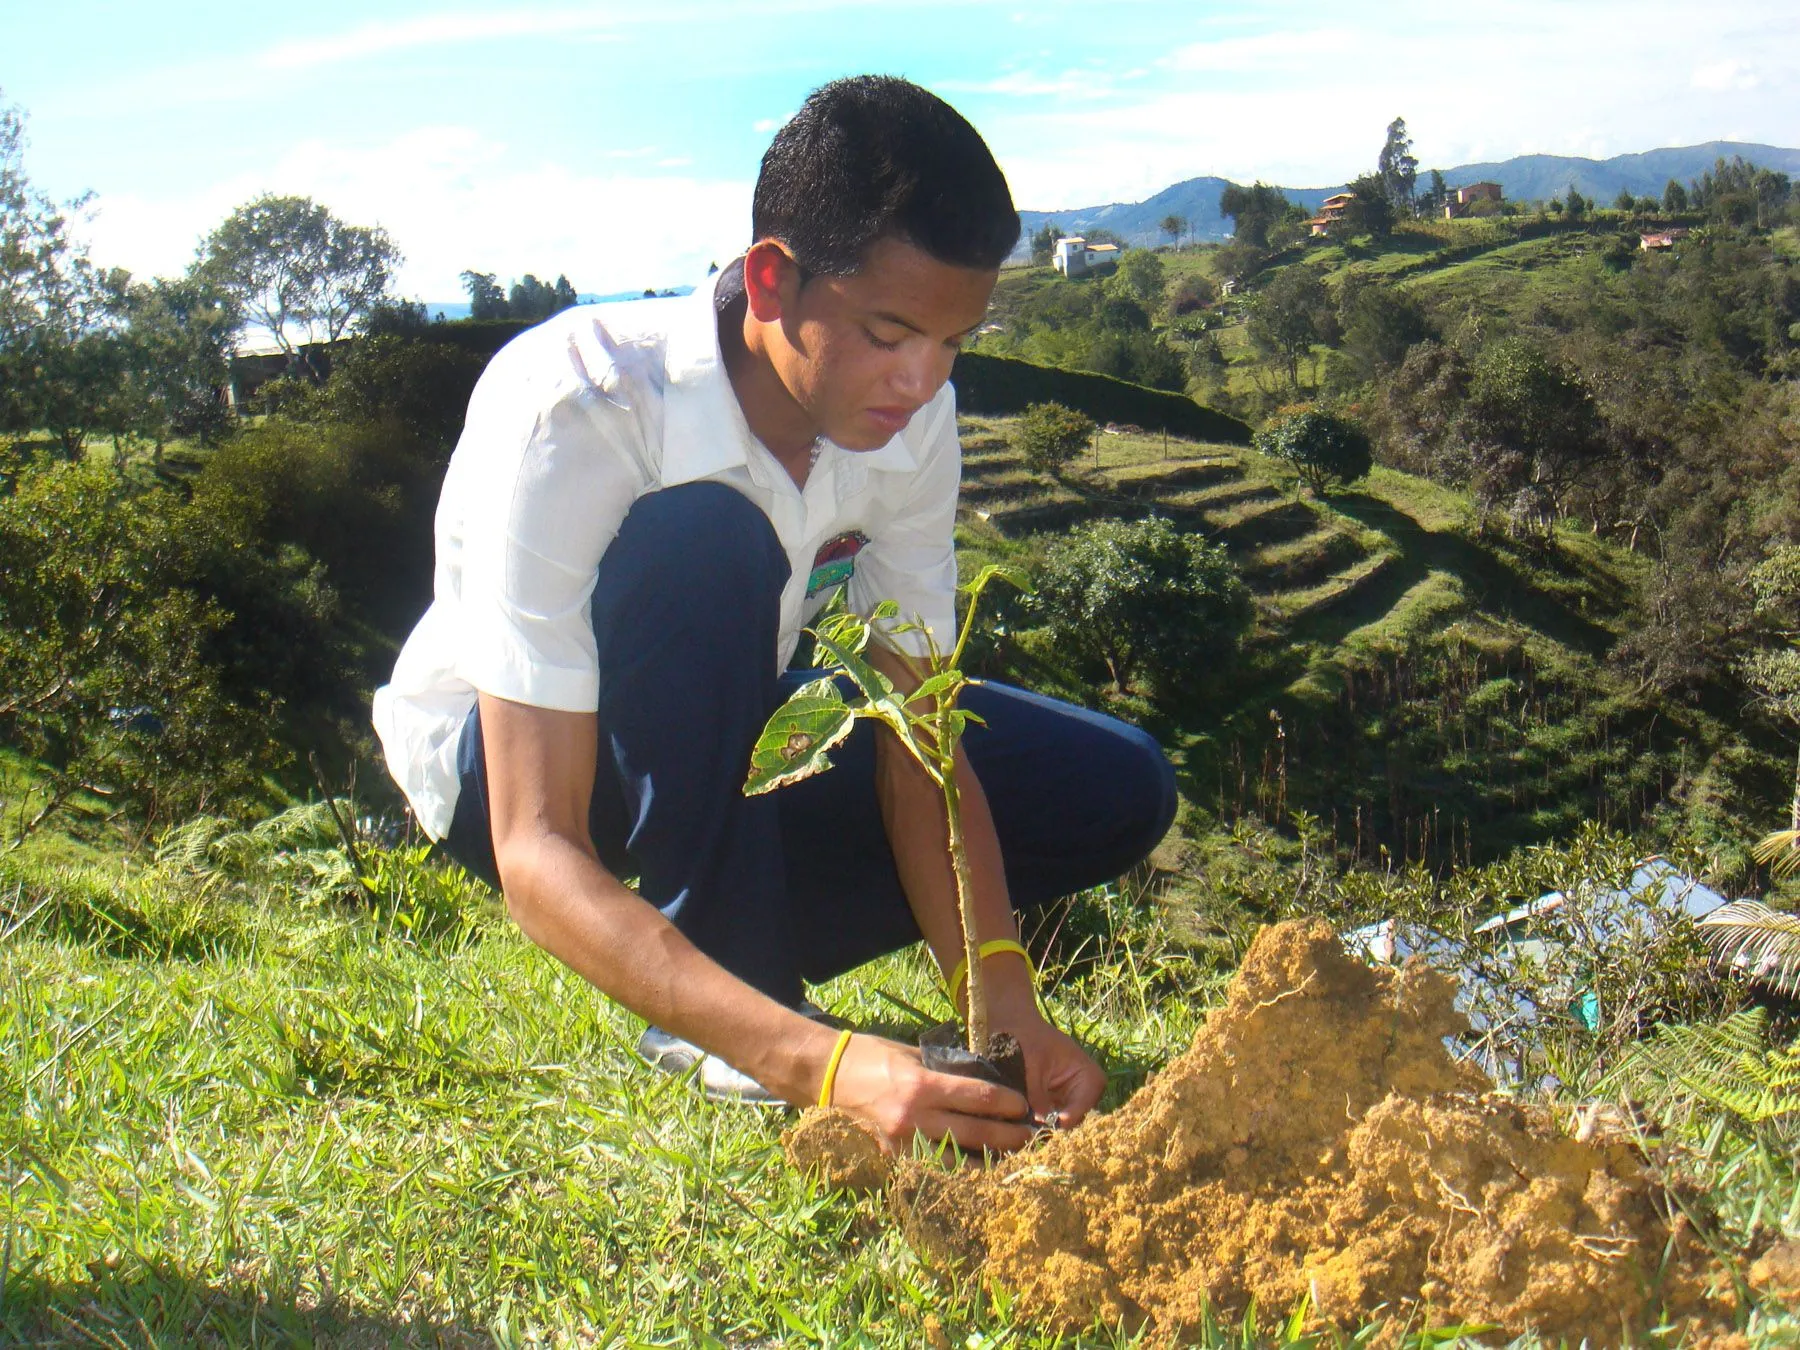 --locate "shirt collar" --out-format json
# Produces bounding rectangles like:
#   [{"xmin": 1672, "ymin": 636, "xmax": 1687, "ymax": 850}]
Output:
[
  {"xmin": 660, "ymin": 264, "xmax": 920, "ymax": 483},
  {"xmin": 661, "ymin": 279, "xmax": 754, "ymax": 487}
]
